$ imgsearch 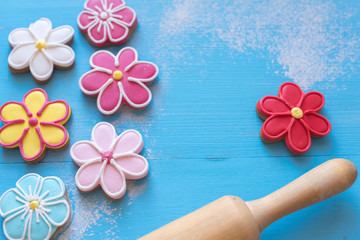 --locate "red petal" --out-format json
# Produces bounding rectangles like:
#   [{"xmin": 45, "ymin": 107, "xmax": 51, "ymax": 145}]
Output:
[
  {"xmin": 278, "ymin": 82, "xmax": 304, "ymax": 107},
  {"xmin": 258, "ymin": 96, "xmax": 291, "ymax": 116},
  {"xmin": 301, "ymin": 91, "xmax": 324, "ymax": 112},
  {"xmin": 285, "ymin": 120, "xmax": 311, "ymax": 154},
  {"xmin": 261, "ymin": 115, "xmax": 293, "ymax": 140},
  {"xmin": 302, "ymin": 113, "xmax": 331, "ymax": 136}
]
